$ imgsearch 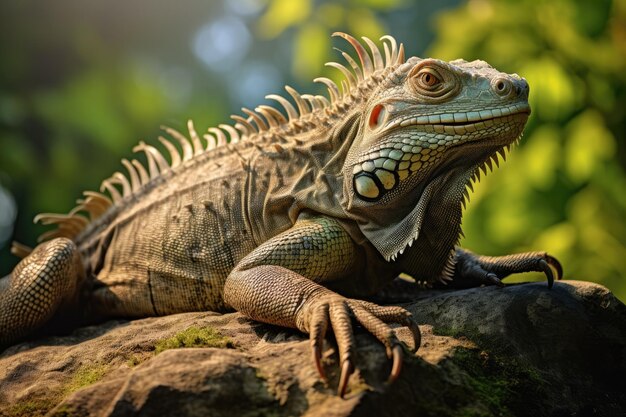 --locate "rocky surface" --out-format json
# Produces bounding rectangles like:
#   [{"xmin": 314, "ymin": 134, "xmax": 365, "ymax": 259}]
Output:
[{"xmin": 0, "ymin": 280, "xmax": 624, "ymax": 417}]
